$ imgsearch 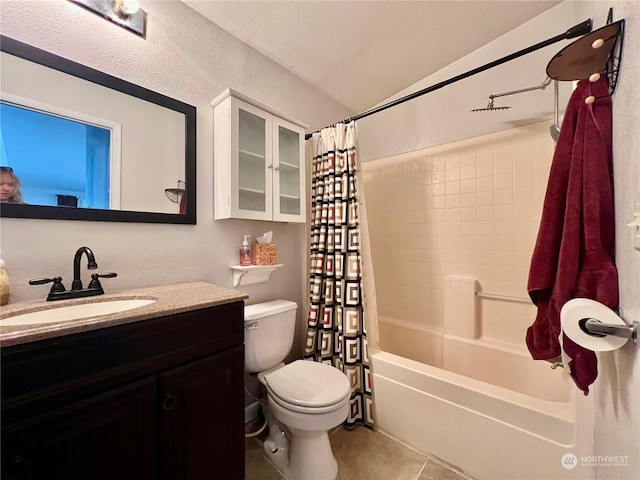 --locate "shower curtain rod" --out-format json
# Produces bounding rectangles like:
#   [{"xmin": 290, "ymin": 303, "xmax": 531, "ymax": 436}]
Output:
[{"xmin": 305, "ymin": 19, "xmax": 593, "ymax": 140}]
